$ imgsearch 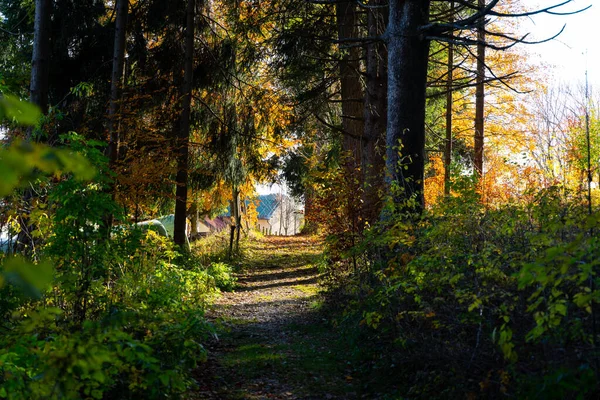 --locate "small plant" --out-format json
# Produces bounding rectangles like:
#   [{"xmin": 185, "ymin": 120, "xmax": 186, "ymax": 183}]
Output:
[{"xmin": 207, "ymin": 261, "xmax": 237, "ymax": 291}]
